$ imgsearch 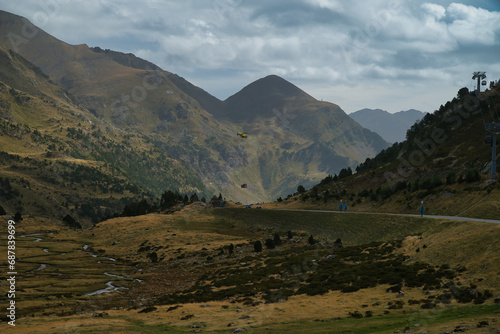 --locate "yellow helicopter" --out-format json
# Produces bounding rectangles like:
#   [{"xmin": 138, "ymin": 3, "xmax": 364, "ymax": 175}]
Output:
[{"xmin": 237, "ymin": 132, "xmax": 247, "ymax": 138}]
